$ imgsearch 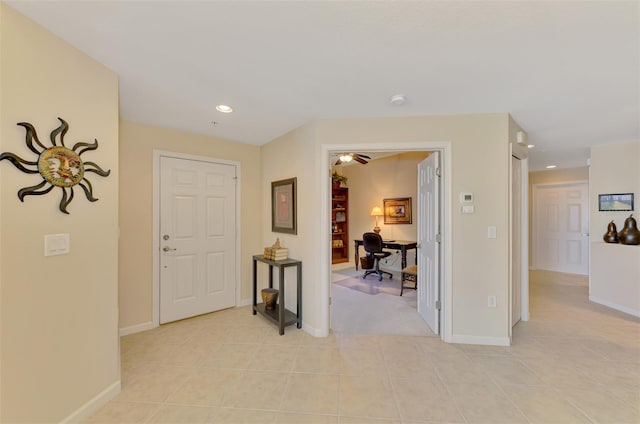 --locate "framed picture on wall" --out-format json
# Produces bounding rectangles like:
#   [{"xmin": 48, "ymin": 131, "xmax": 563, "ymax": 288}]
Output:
[
  {"xmin": 271, "ymin": 177, "xmax": 297, "ymax": 234},
  {"xmin": 598, "ymin": 193, "xmax": 634, "ymax": 212},
  {"xmin": 383, "ymin": 197, "xmax": 412, "ymax": 224}
]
